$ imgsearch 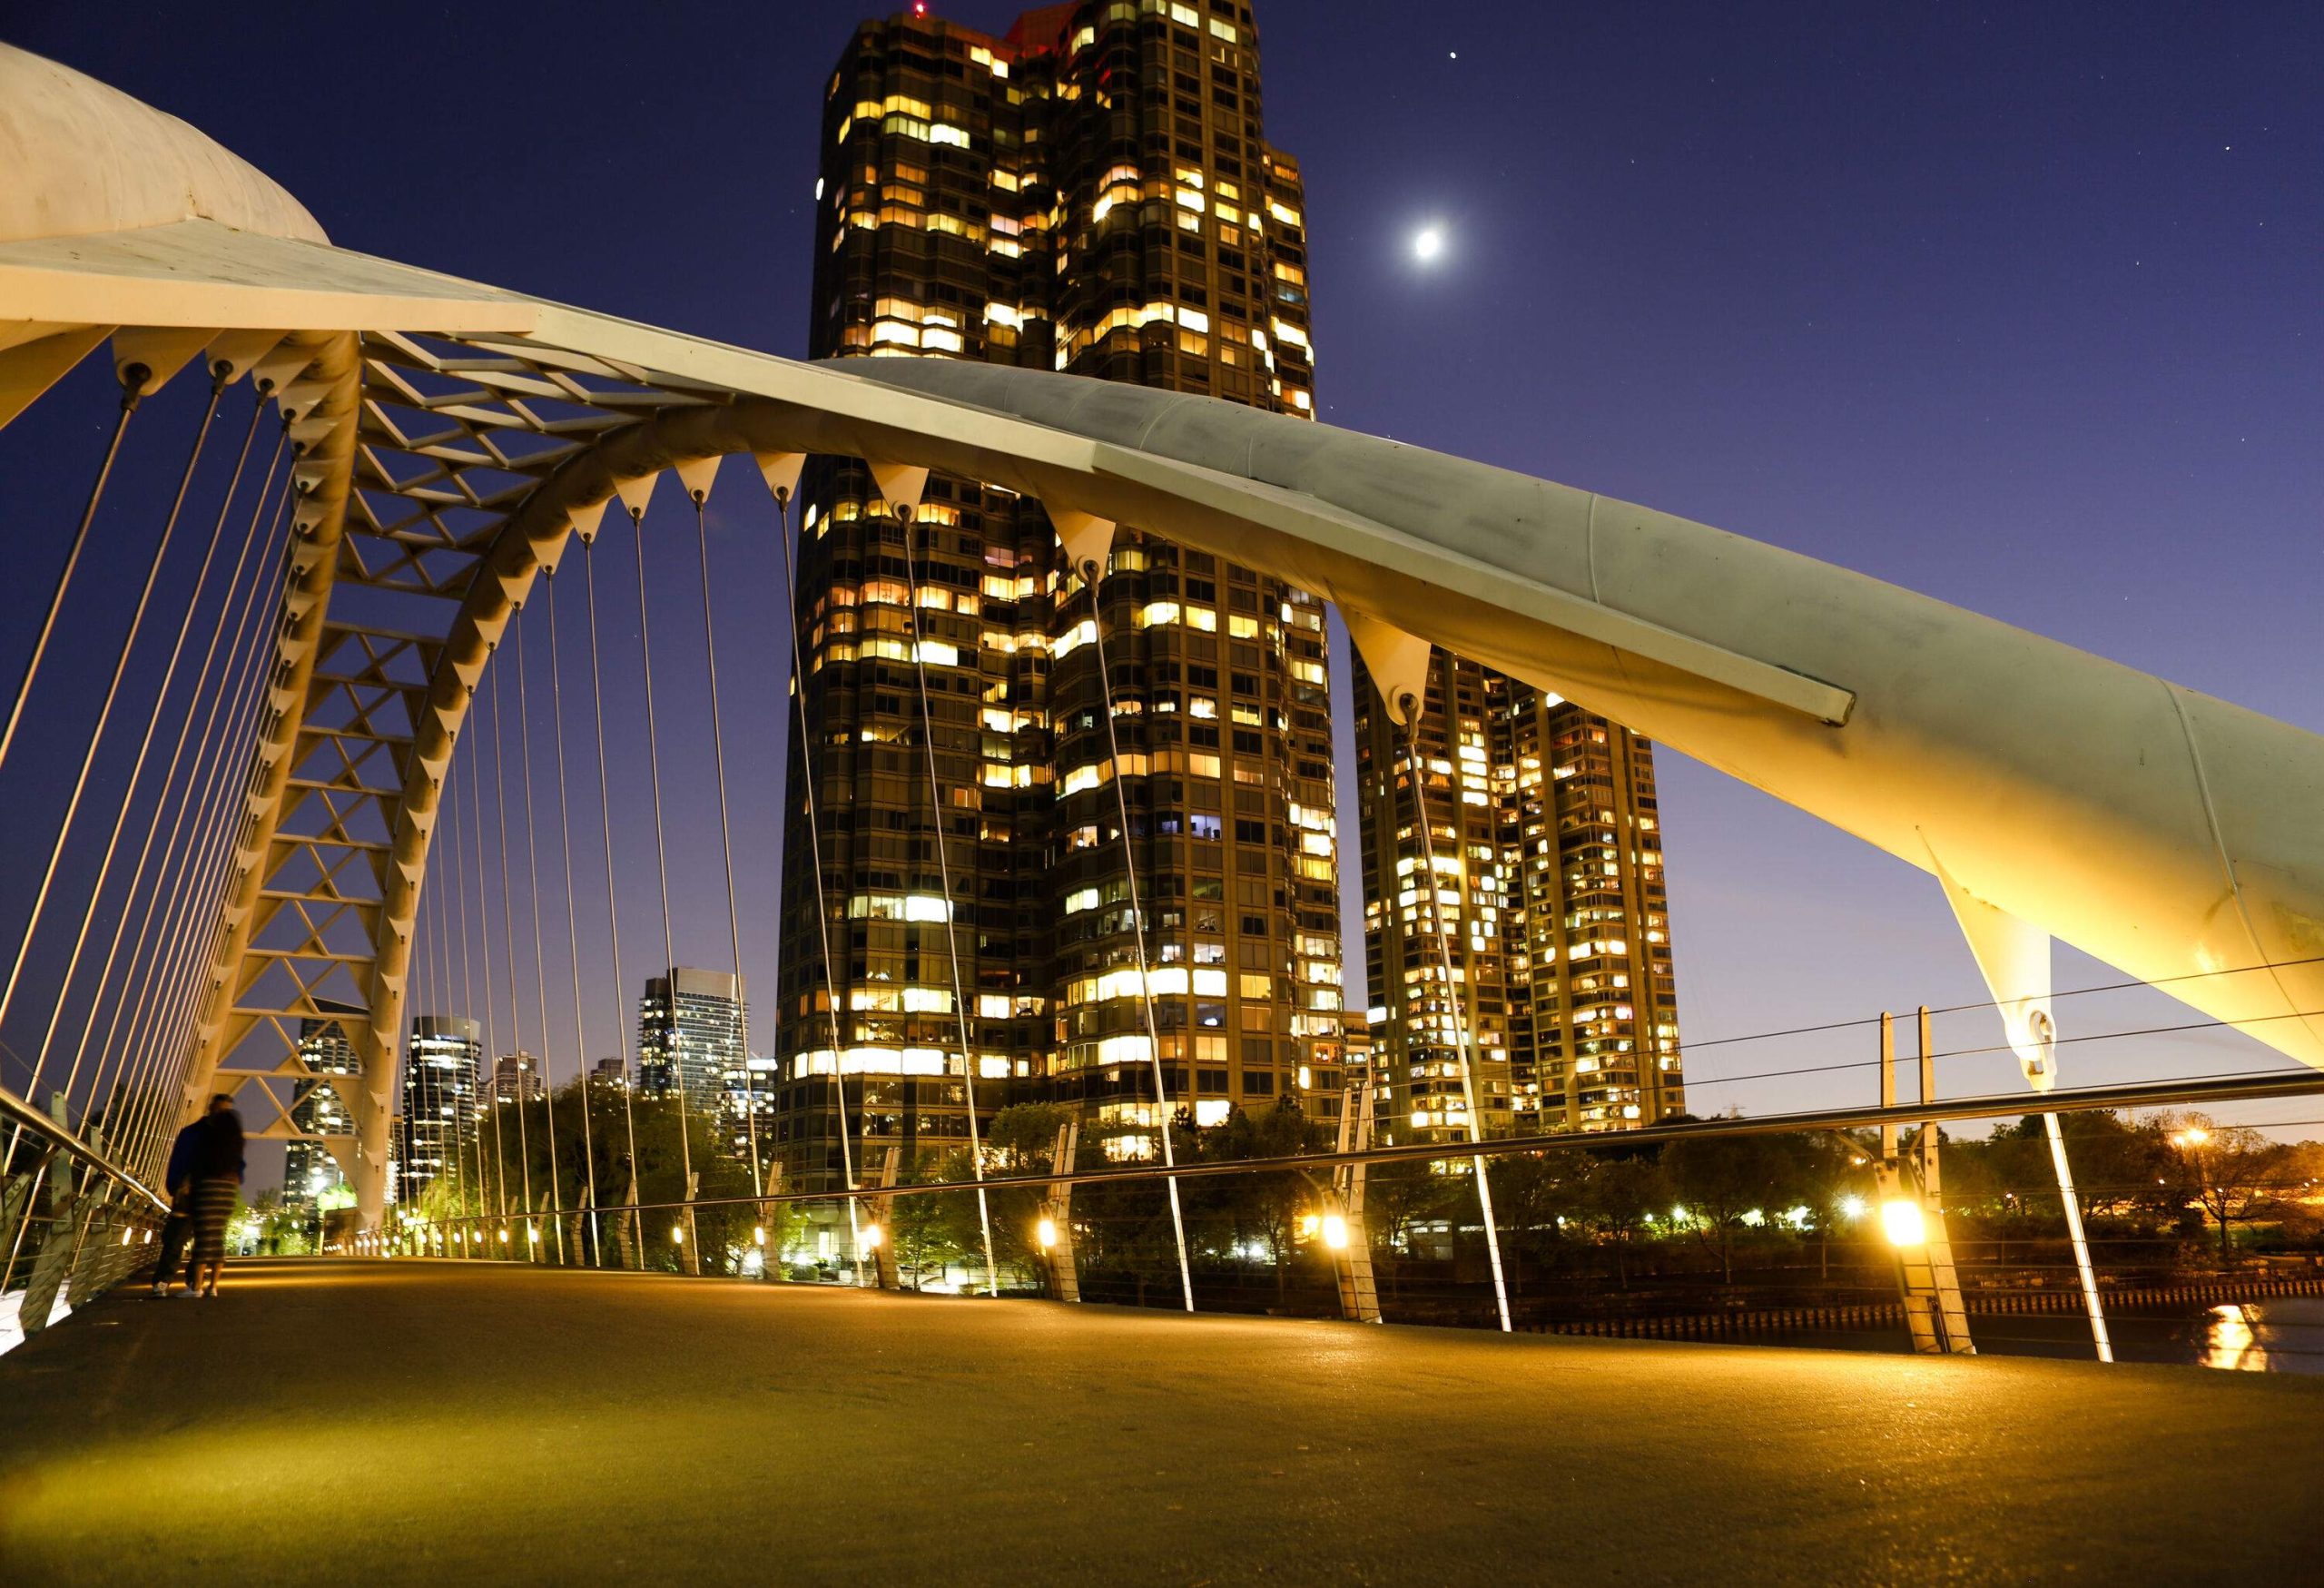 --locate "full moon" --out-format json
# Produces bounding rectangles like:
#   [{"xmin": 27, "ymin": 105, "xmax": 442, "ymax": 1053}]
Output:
[{"xmin": 1413, "ymin": 225, "xmax": 1444, "ymax": 262}]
